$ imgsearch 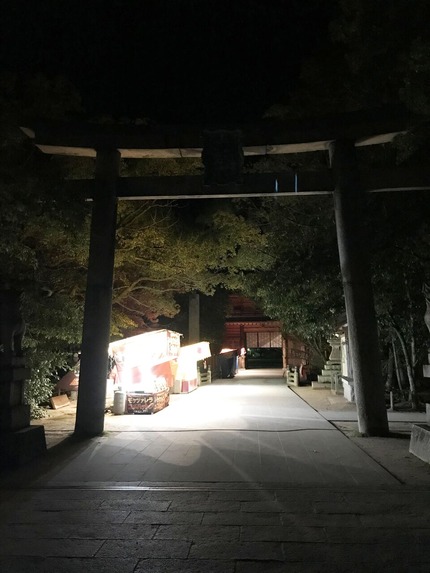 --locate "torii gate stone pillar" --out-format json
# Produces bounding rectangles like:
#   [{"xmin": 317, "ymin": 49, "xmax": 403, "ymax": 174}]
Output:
[
  {"xmin": 330, "ymin": 139, "xmax": 389, "ymax": 436},
  {"xmin": 74, "ymin": 149, "xmax": 120, "ymax": 437}
]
